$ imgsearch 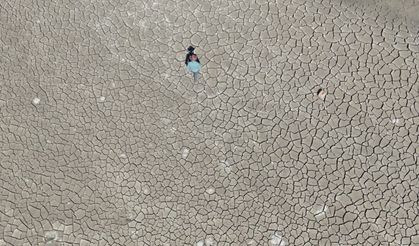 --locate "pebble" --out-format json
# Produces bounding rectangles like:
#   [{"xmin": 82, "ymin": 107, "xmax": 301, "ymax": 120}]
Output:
[
  {"xmin": 391, "ymin": 118, "xmax": 400, "ymax": 124},
  {"xmin": 206, "ymin": 188, "xmax": 215, "ymax": 195},
  {"xmin": 44, "ymin": 231, "xmax": 57, "ymax": 241},
  {"xmin": 182, "ymin": 148, "xmax": 190, "ymax": 159},
  {"xmin": 317, "ymin": 89, "xmax": 327, "ymax": 100},
  {"xmin": 32, "ymin": 97, "xmax": 40, "ymax": 105}
]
